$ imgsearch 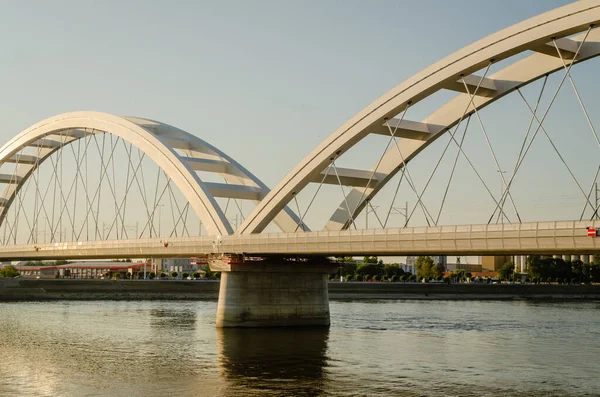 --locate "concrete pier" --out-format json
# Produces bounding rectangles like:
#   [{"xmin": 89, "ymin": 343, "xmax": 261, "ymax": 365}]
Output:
[{"xmin": 210, "ymin": 257, "xmax": 336, "ymax": 327}]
